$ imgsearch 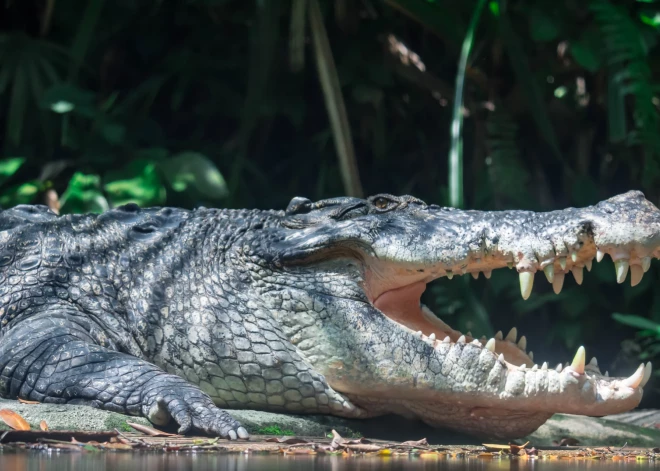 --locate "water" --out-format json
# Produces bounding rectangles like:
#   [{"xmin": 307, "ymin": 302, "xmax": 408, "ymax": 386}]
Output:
[{"xmin": 1, "ymin": 451, "xmax": 659, "ymax": 471}]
